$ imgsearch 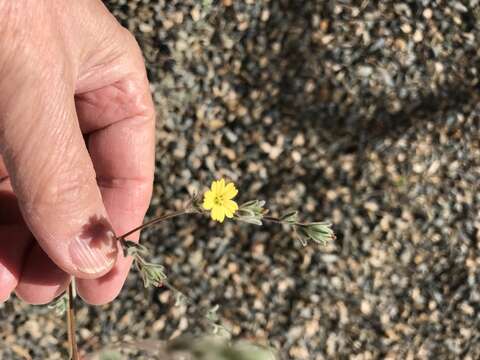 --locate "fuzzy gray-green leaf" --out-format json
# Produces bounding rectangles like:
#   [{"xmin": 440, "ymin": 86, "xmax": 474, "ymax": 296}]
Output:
[{"xmin": 280, "ymin": 211, "xmax": 299, "ymax": 224}]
